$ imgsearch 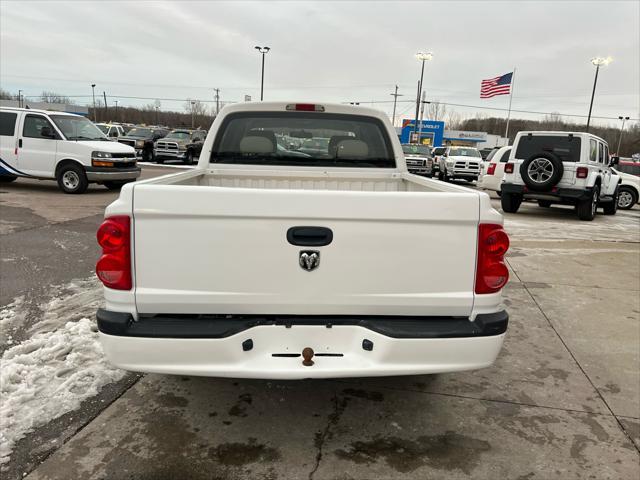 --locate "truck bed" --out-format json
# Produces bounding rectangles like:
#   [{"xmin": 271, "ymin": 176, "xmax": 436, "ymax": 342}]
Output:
[{"xmin": 141, "ymin": 168, "xmax": 464, "ymax": 193}]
